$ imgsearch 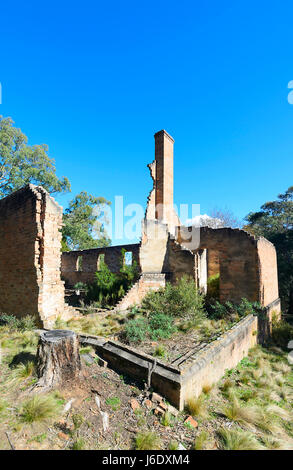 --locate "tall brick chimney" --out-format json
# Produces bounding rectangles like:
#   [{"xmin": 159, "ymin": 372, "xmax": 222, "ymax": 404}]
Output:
[{"xmin": 154, "ymin": 129, "xmax": 175, "ymax": 224}]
